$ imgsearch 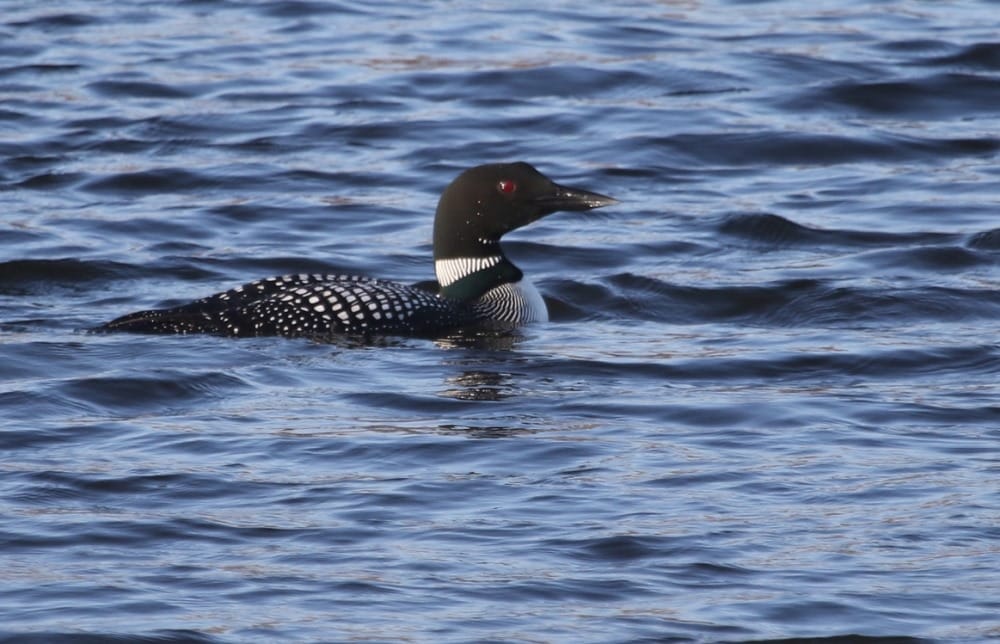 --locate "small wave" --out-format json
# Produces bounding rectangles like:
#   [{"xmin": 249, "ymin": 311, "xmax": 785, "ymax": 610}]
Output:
[
  {"xmin": 717, "ymin": 213, "xmax": 960, "ymax": 249},
  {"xmin": 0, "ymin": 109, "xmax": 37, "ymax": 125},
  {"xmin": 544, "ymin": 534, "xmax": 680, "ymax": 563},
  {"xmin": 924, "ymin": 42, "xmax": 1000, "ymax": 71},
  {"xmin": 550, "ymin": 273, "xmax": 811, "ymax": 324},
  {"xmin": 878, "ymin": 39, "xmax": 952, "ymax": 55},
  {"xmin": 12, "ymin": 469, "xmax": 280, "ymax": 510},
  {"xmin": 404, "ymin": 64, "xmax": 652, "ymax": 101},
  {"xmin": 0, "ymin": 259, "xmax": 129, "ymax": 294},
  {"xmin": 552, "ymin": 272, "xmax": 1000, "ymax": 326},
  {"xmin": 0, "ymin": 63, "xmax": 83, "ymax": 79},
  {"xmin": 81, "ymin": 168, "xmax": 220, "ymax": 196},
  {"xmin": 968, "ymin": 228, "xmax": 1000, "ymax": 250},
  {"xmin": 11, "ymin": 171, "xmax": 87, "ymax": 190},
  {"xmin": 531, "ymin": 343, "xmax": 1000, "ymax": 387},
  {"xmin": 0, "ymin": 632, "xmax": 220, "ymax": 644},
  {"xmin": 57, "ymin": 372, "xmax": 250, "ymax": 414},
  {"xmin": 9, "ymin": 12, "xmax": 97, "ymax": 30},
  {"xmin": 258, "ymin": 0, "xmax": 366, "ymax": 18},
  {"xmin": 788, "ymin": 73, "xmax": 1000, "ymax": 117},
  {"xmin": 87, "ymin": 79, "xmax": 199, "ymax": 100},
  {"xmin": 856, "ymin": 245, "xmax": 996, "ymax": 271},
  {"xmin": 718, "ymin": 213, "xmax": 818, "ymax": 245},
  {"xmin": 625, "ymin": 131, "xmax": 999, "ymax": 167}
]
